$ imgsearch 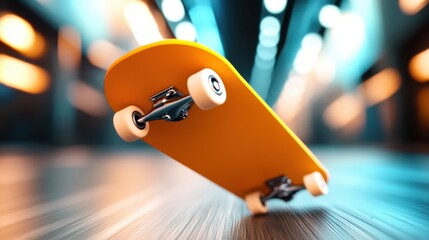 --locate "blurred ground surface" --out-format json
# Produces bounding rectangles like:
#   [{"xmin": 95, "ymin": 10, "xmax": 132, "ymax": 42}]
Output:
[{"xmin": 1, "ymin": 146, "xmax": 428, "ymax": 239}]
